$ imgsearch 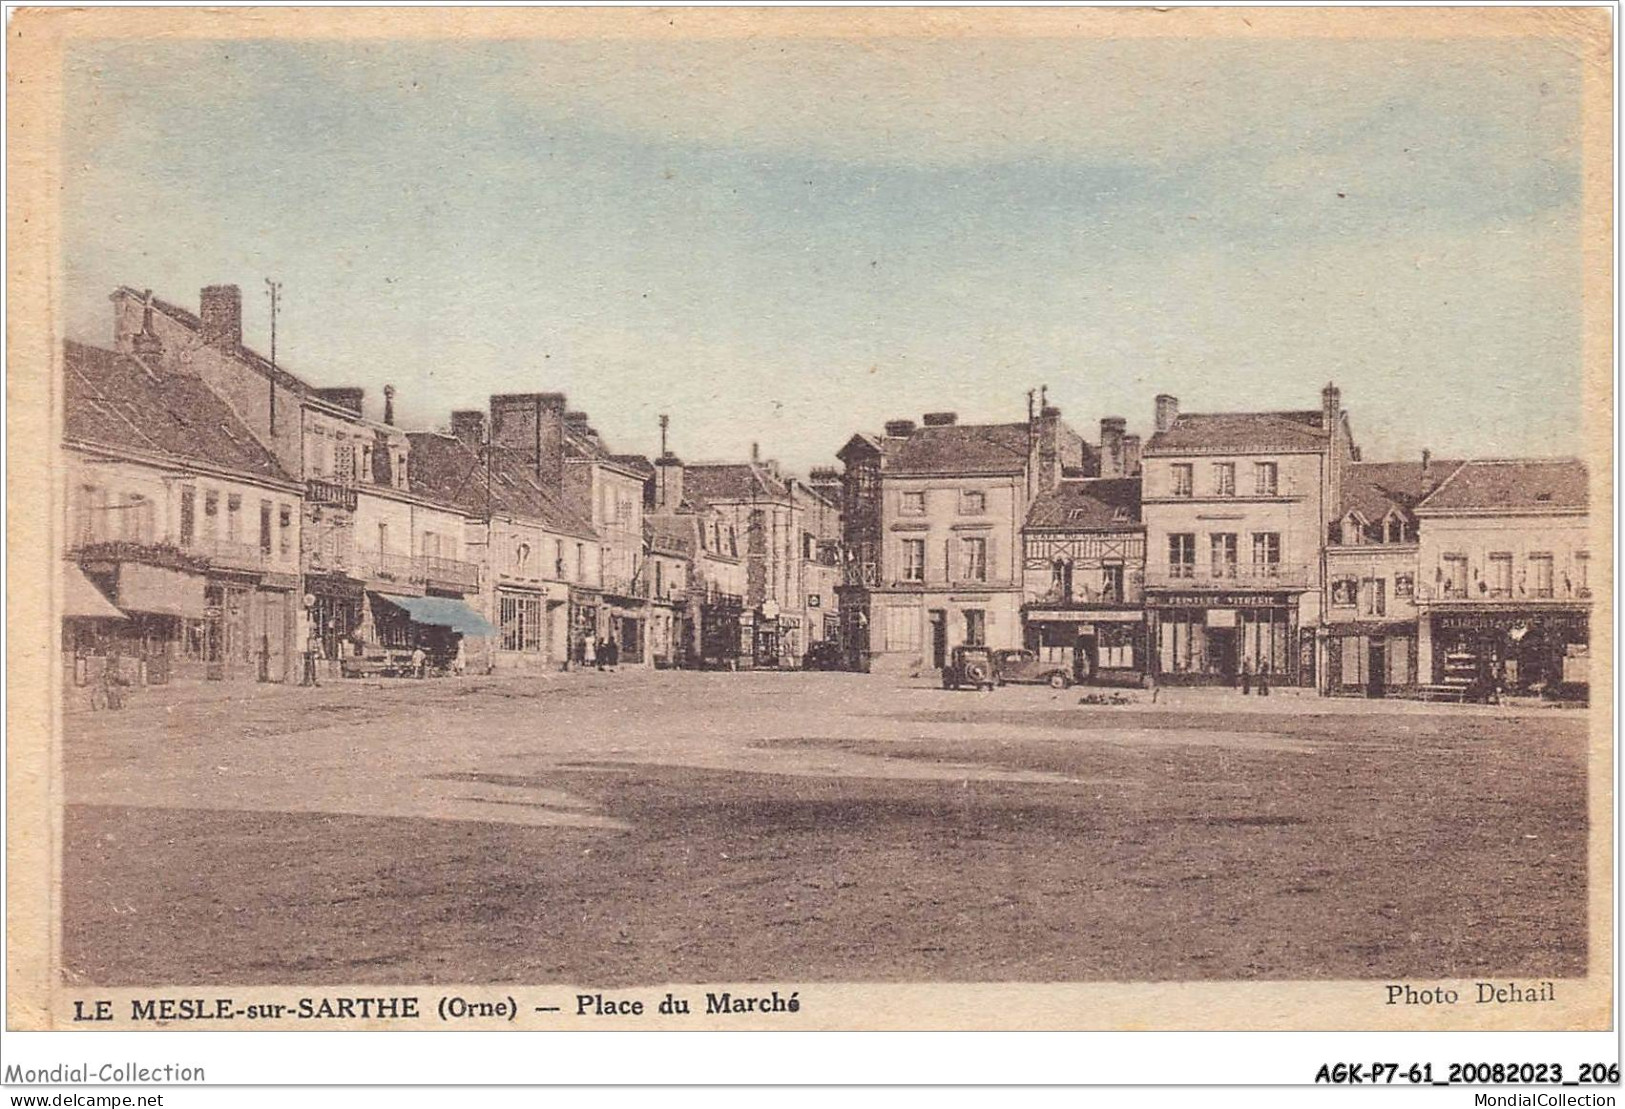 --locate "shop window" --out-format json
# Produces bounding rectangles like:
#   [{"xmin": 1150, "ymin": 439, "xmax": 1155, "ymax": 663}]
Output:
[
  {"xmin": 1528, "ymin": 553, "xmax": 1554, "ymax": 598},
  {"xmin": 1168, "ymin": 533, "xmax": 1196, "ymax": 578},
  {"xmin": 1487, "ymin": 552, "xmax": 1513, "ymax": 597},
  {"xmin": 1171, "ymin": 464, "xmax": 1193, "ymax": 497},
  {"xmin": 1254, "ymin": 462, "xmax": 1278, "ymax": 496},
  {"xmin": 180, "ymin": 486, "xmax": 196, "ymax": 548},
  {"xmin": 900, "ymin": 491, "xmax": 926, "ymax": 516},
  {"xmin": 1210, "ymin": 533, "xmax": 1238, "ymax": 578},
  {"xmin": 960, "ymin": 537, "xmax": 987, "ymax": 582},
  {"xmin": 1331, "ymin": 578, "xmax": 1357, "ymax": 606},
  {"xmin": 500, "ymin": 593, "xmax": 544, "ymax": 653},
  {"xmin": 1212, "ymin": 462, "xmax": 1235, "ymax": 497},
  {"xmin": 1099, "ymin": 623, "xmax": 1135, "ymax": 669},
  {"xmin": 901, "ymin": 539, "xmax": 926, "ymax": 582}
]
